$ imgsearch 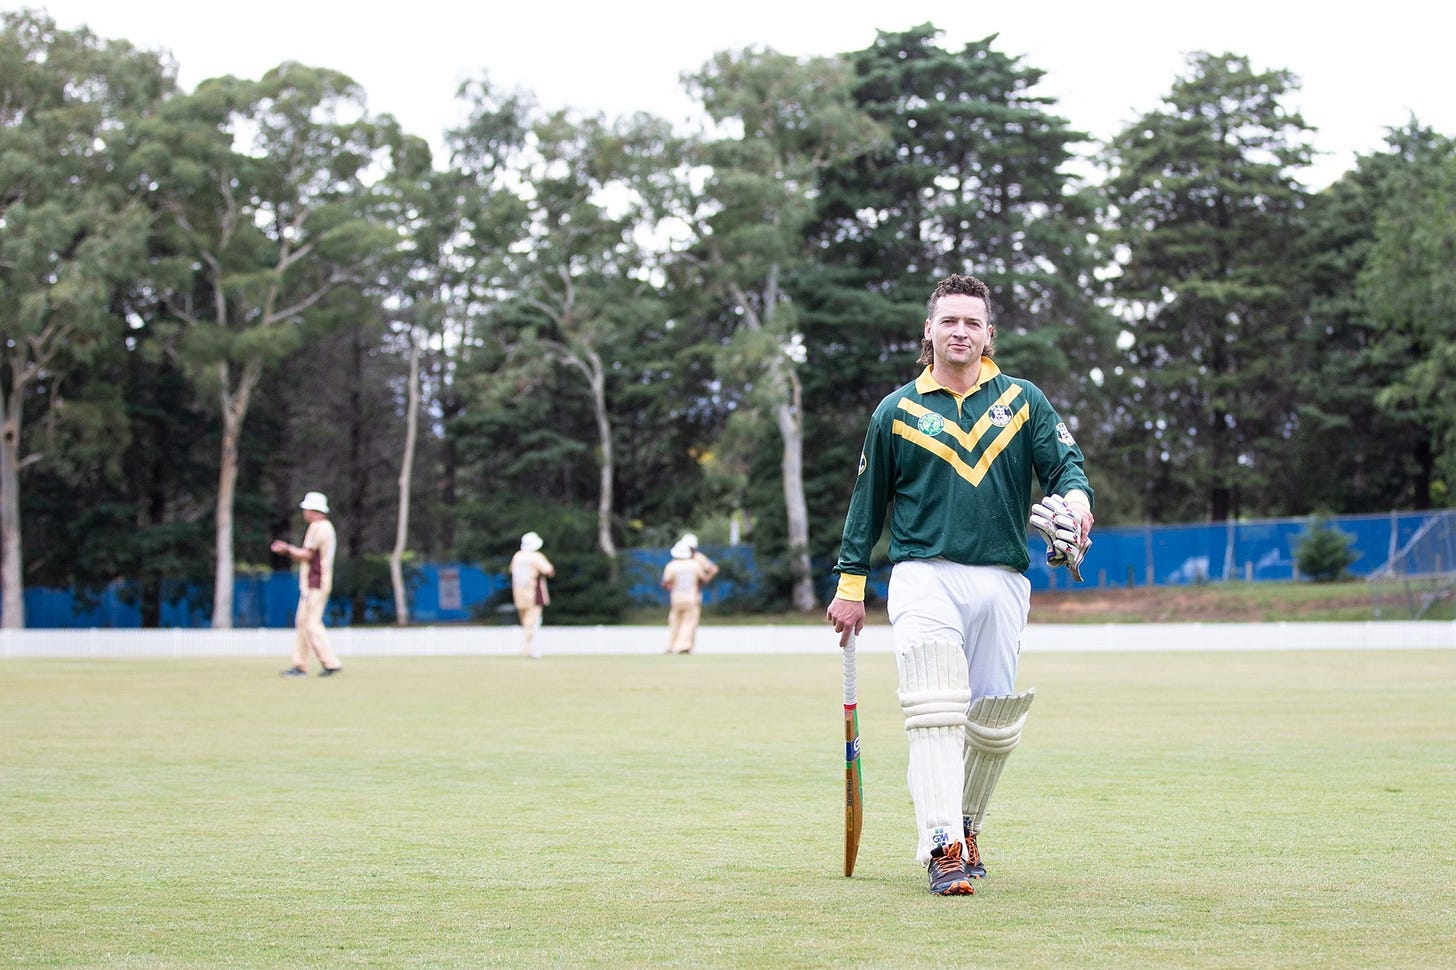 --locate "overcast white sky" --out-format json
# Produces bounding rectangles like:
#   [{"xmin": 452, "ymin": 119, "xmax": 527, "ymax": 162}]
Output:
[{"xmin": 20, "ymin": 0, "xmax": 1456, "ymax": 188}]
